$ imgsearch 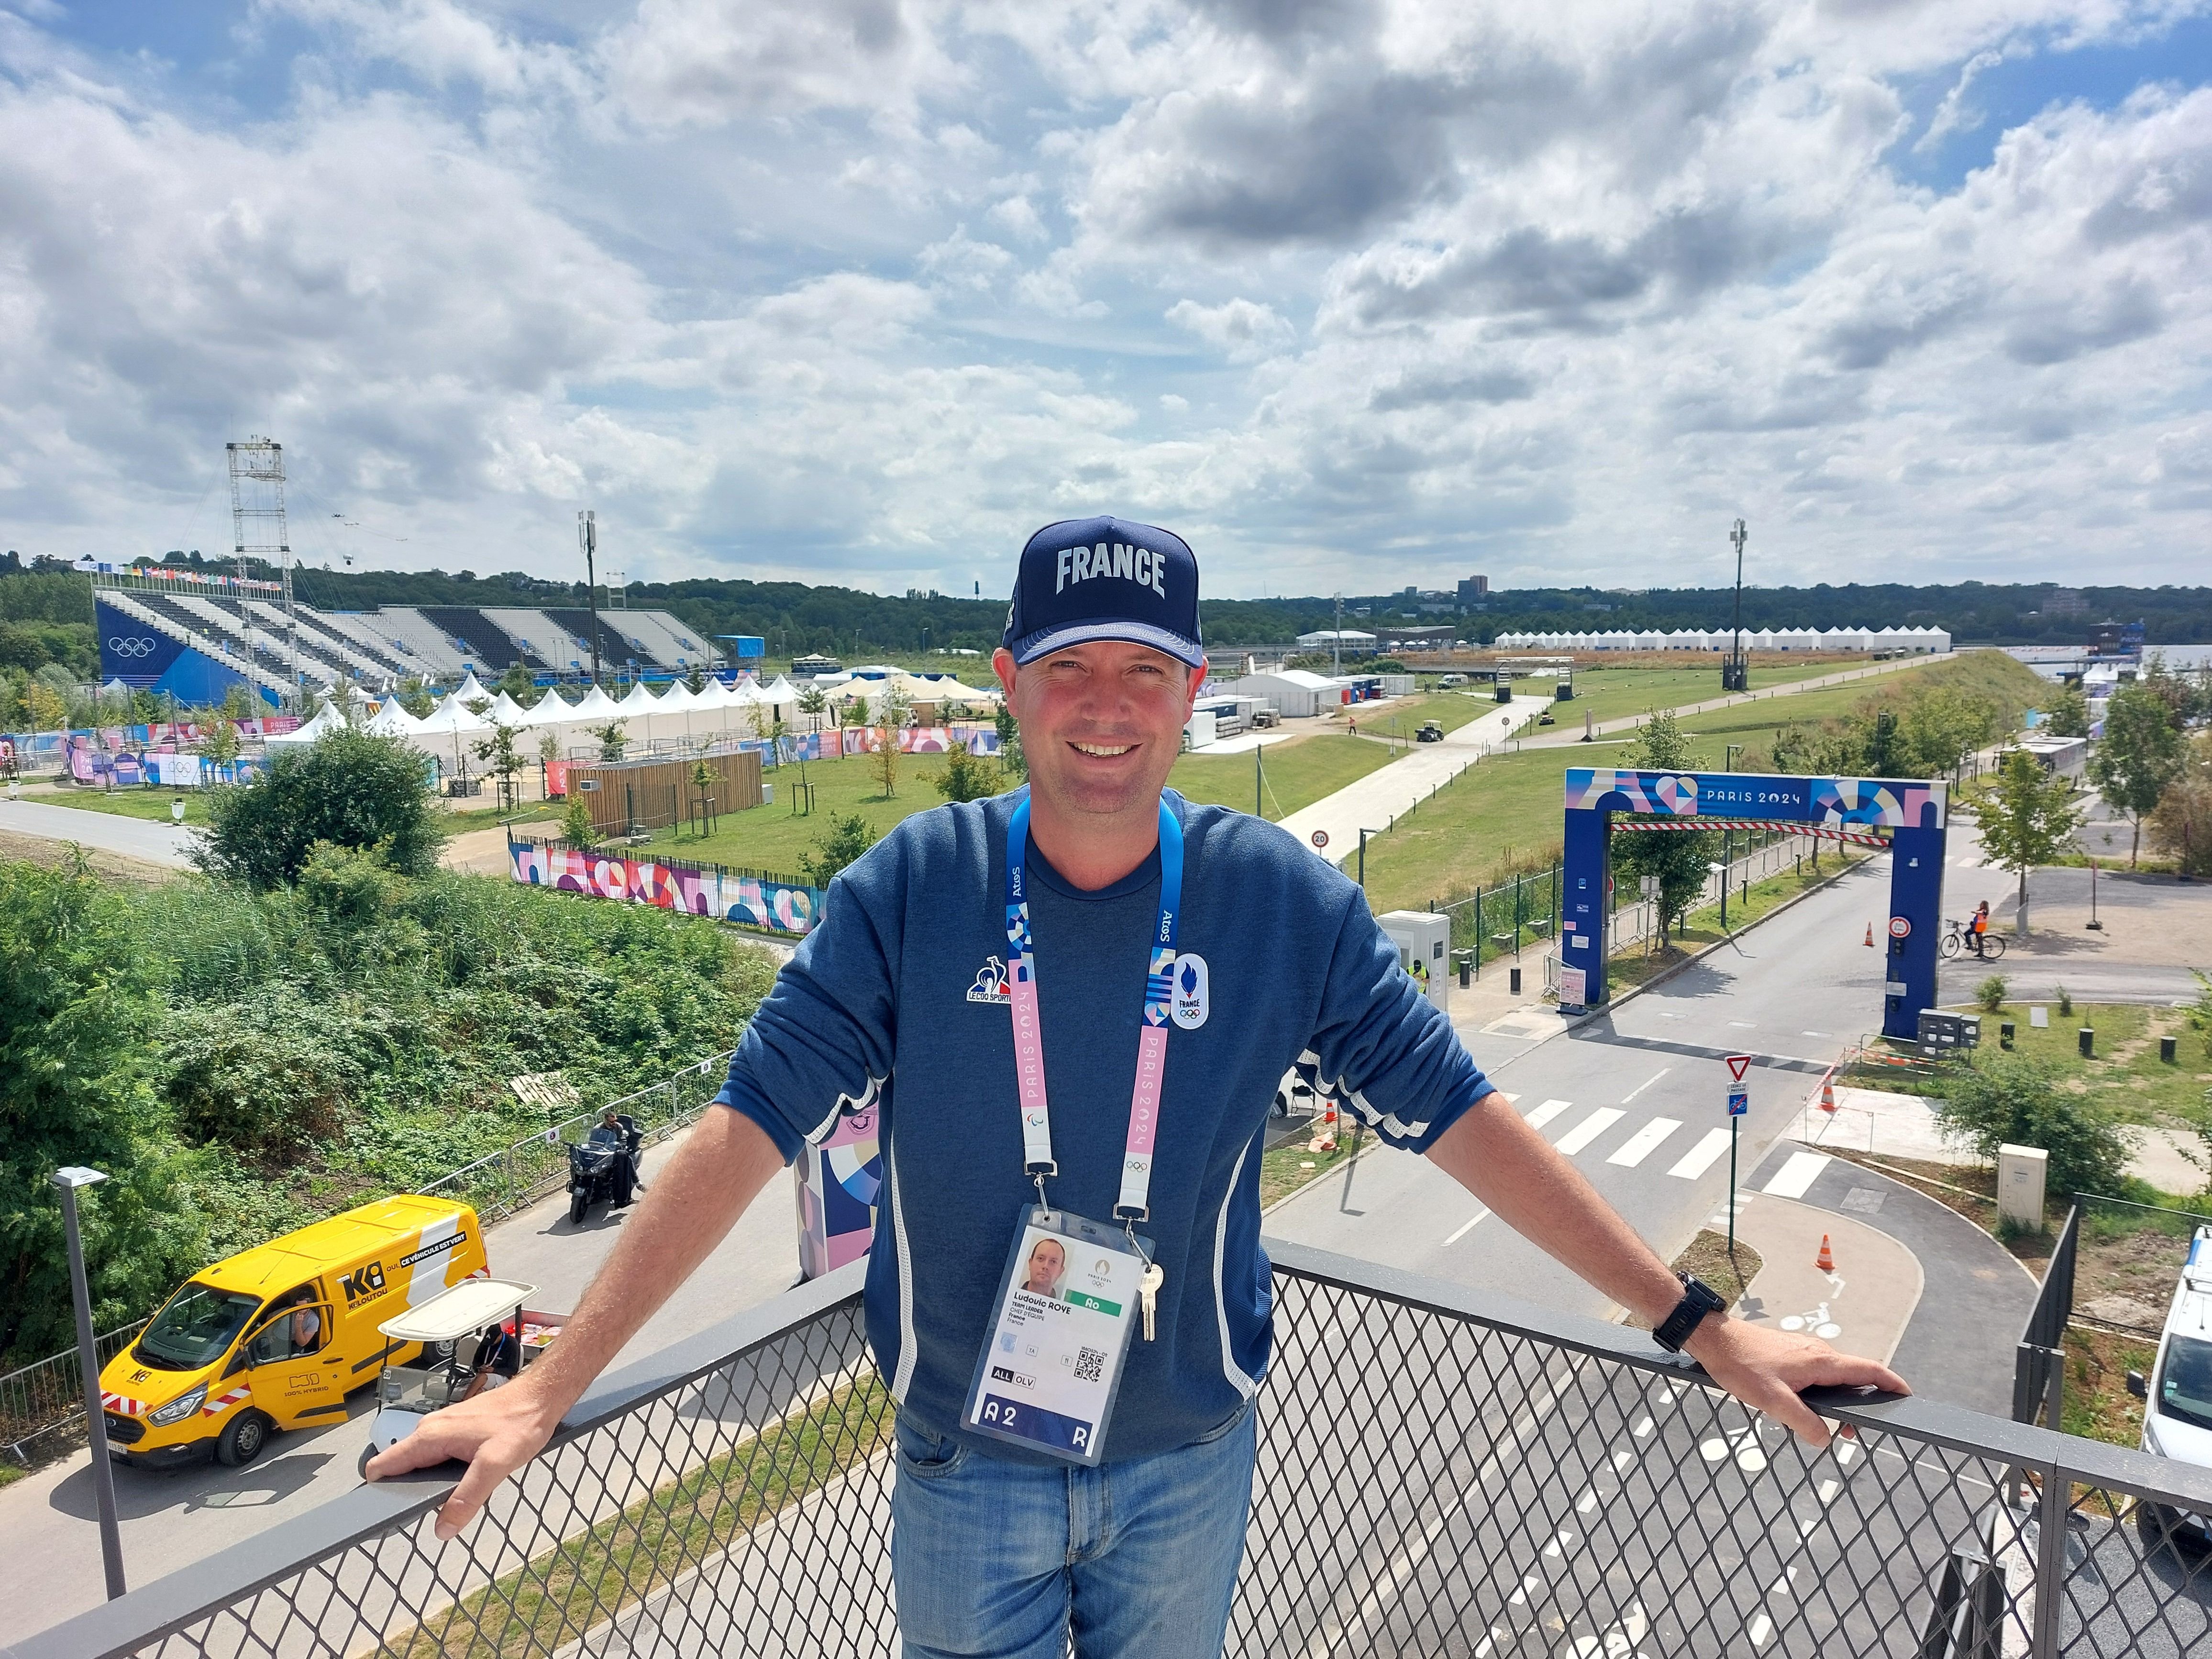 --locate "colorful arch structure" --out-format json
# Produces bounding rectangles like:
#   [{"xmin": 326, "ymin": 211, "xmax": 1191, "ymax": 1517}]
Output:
[{"xmin": 1560, "ymin": 768, "xmax": 1947, "ymax": 1040}]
